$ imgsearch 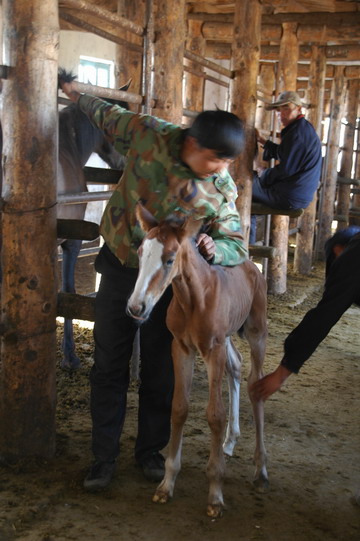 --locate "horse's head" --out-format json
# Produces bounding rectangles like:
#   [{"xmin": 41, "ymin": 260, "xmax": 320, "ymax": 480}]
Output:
[
  {"xmin": 126, "ymin": 203, "xmax": 200, "ymax": 322},
  {"xmin": 58, "ymin": 68, "xmax": 129, "ymax": 170}
]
